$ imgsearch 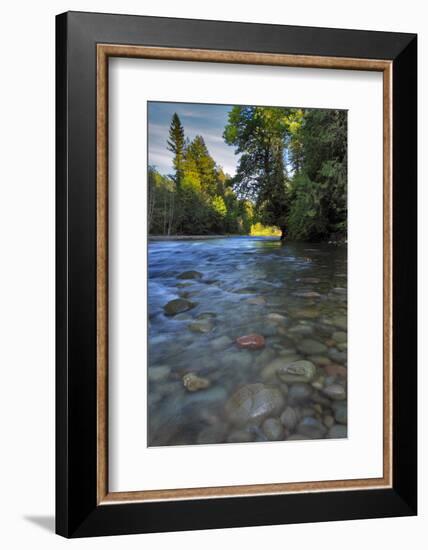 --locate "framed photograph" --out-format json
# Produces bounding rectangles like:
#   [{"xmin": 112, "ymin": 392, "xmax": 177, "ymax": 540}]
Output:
[{"xmin": 56, "ymin": 11, "xmax": 417, "ymax": 537}]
